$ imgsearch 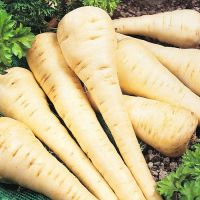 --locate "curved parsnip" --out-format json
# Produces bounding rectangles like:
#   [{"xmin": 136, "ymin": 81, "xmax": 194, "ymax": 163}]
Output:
[
  {"xmin": 124, "ymin": 96, "xmax": 198, "ymax": 157},
  {"xmin": 113, "ymin": 9, "xmax": 200, "ymax": 48},
  {"xmin": 0, "ymin": 117, "xmax": 96, "ymax": 200},
  {"xmin": 27, "ymin": 32, "xmax": 144, "ymax": 200},
  {"xmin": 86, "ymin": 91, "xmax": 198, "ymax": 157},
  {"xmin": 0, "ymin": 67, "xmax": 113, "ymax": 200},
  {"xmin": 117, "ymin": 39, "xmax": 200, "ymax": 124},
  {"xmin": 125, "ymin": 37, "xmax": 200, "ymax": 96},
  {"xmin": 57, "ymin": 6, "xmax": 161, "ymax": 200}
]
